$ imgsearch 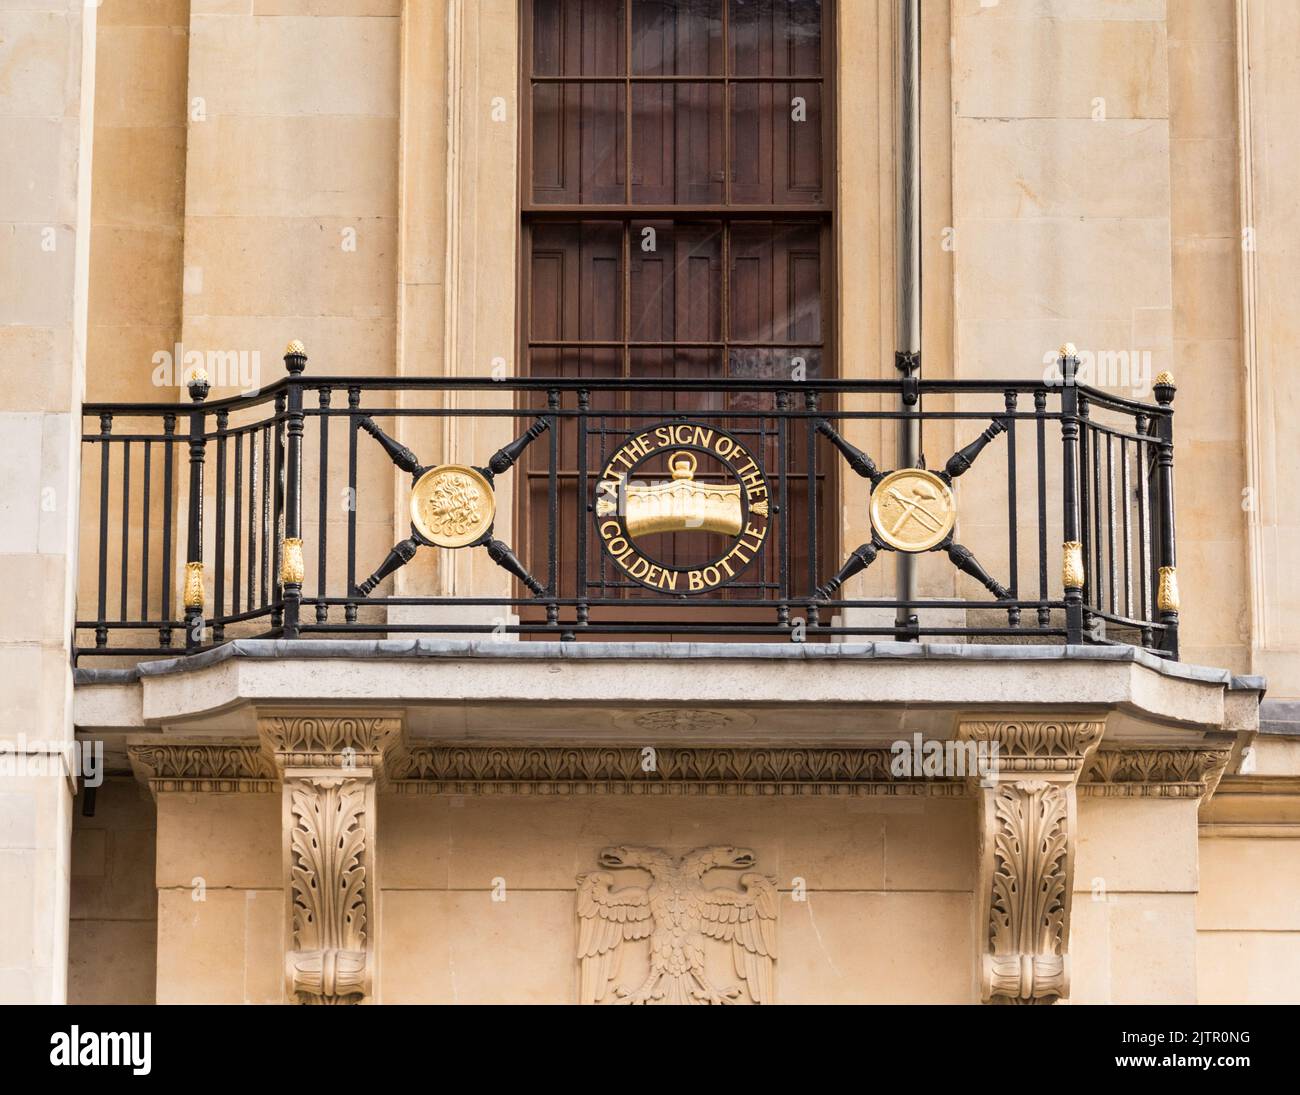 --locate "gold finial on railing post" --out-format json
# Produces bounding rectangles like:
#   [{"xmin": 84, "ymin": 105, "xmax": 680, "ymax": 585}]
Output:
[{"xmin": 284, "ymin": 339, "xmax": 307, "ymax": 374}]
